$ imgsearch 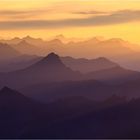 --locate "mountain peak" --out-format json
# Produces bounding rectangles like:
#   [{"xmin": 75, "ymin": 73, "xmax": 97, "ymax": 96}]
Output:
[
  {"xmin": 47, "ymin": 52, "xmax": 59, "ymax": 58},
  {"xmin": 0, "ymin": 42, "xmax": 9, "ymax": 47},
  {"xmin": 84, "ymin": 37, "xmax": 101, "ymax": 45},
  {"xmin": 0, "ymin": 86, "xmax": 18, "ymax": 96},
  {"xmin": 48, "ymin": 39, "xmax": 62, "ymax": 44},
  {"xmin": 55, "ymin": 34, "xmax": 65, "ymax": 38},
  {"xmin": 43, "ymin": 52, "xmax": 61, "ymax": 63},
  {"xmin": 12, "ymin": 37, "xmax": 21, "ymax": 40},
  {"xmin": 34, "ymin": 52, "xmax": 64, "ymax": 67},
  {"xmin": 1, "ymin": 86, "xmax": 11, "ymax": 92},
  {"xmin": 18, "ymin": 40, "xmax": 29, "ymax": 45},
  {"xmin": 107, "ymin": 38, "xmax": 124, "ymax": 44},
  {"xmin": 97, "ymin": 57, "xmax": 112, "ymax": 62},
  {"xmin": 90, "ymin": 37, "xmax": 101, "ymax": 41},
  {"xmin": 23, "ymin": 35, "xmax": 32, "ymax": 40}
]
